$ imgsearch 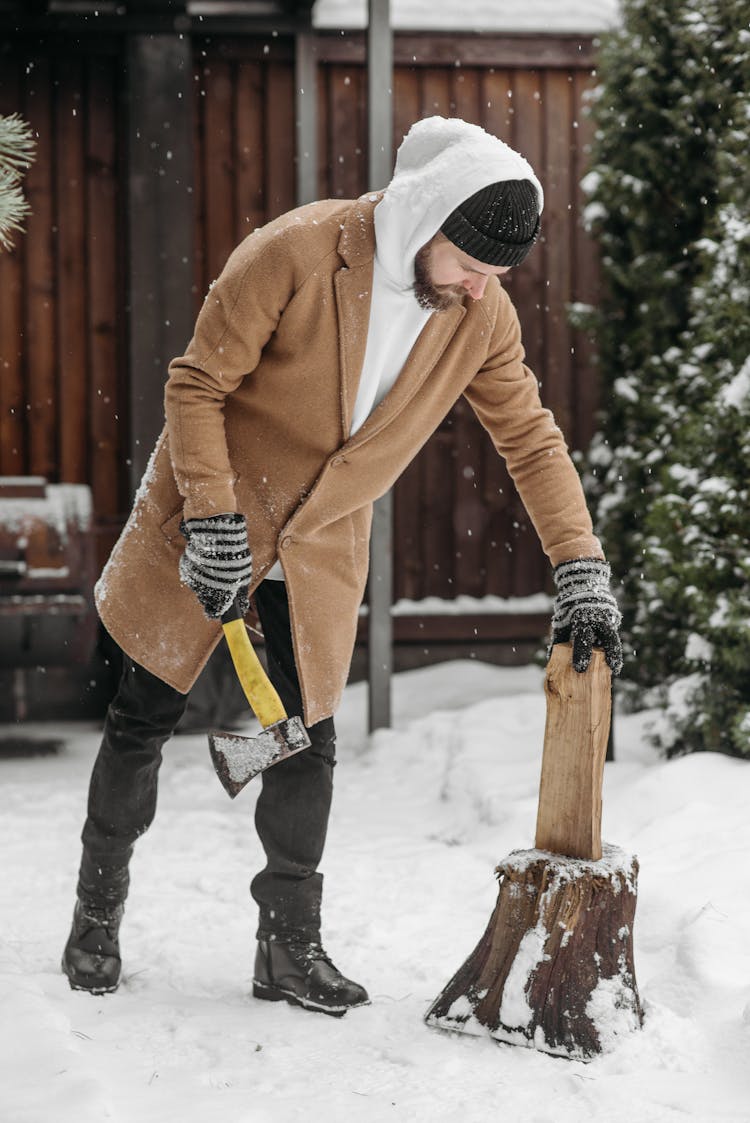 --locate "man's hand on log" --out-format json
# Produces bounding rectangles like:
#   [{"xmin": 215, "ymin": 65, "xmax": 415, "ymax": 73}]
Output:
[{"xmin": 550, "ymin": 557, "xmax": 623, "ymax": 675}]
